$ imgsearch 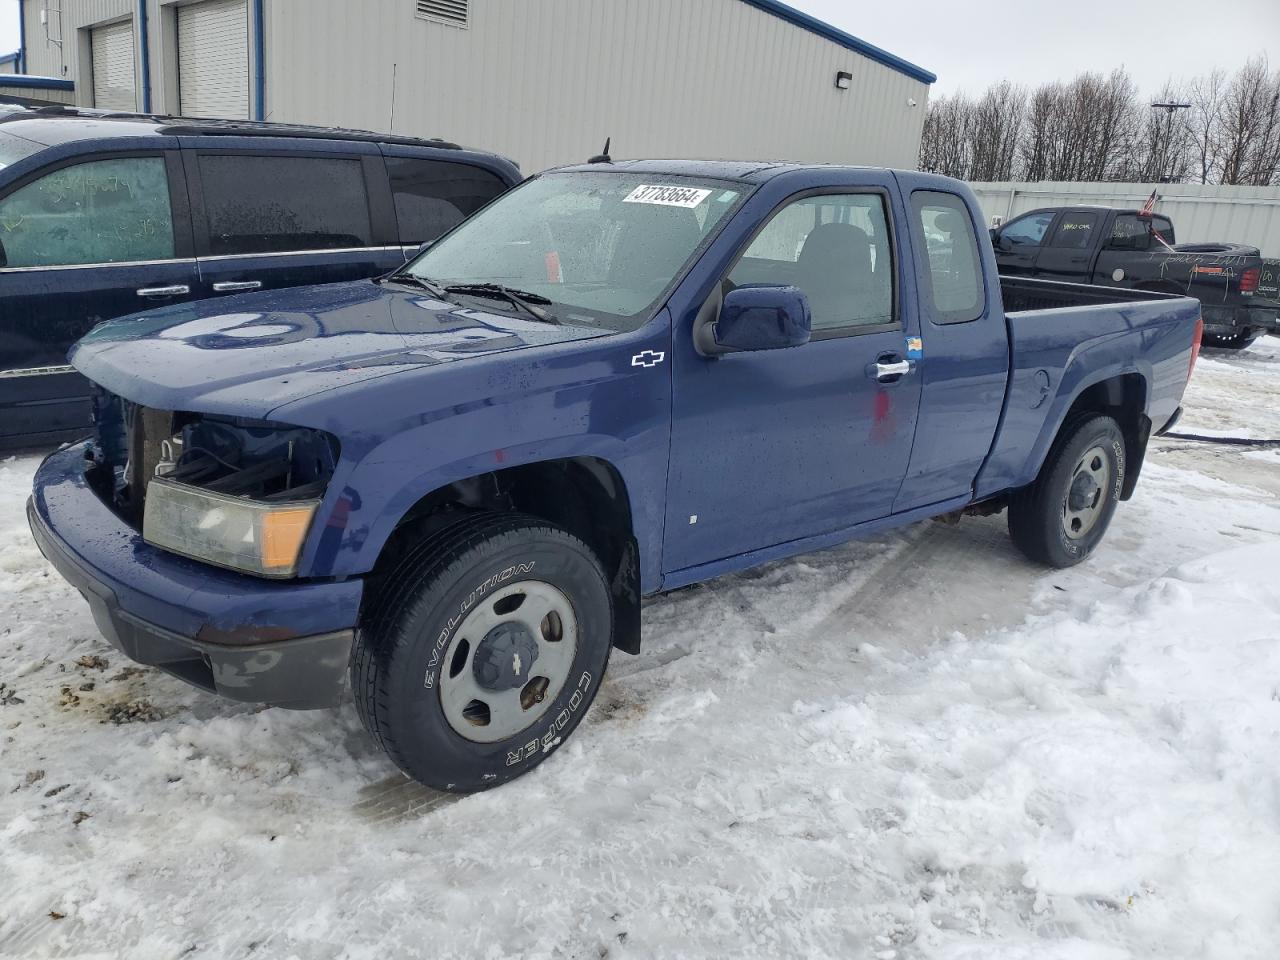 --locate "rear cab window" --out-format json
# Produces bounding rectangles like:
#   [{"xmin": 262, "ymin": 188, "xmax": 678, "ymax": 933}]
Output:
[
  {"xmin": 385, "ymin": 157, "xmax": 509, "ymax": 245},
  {"xmin": 912, "ymin": 190, "xmax": 985, "ymax": 324},
  {"xmin": 195, "ymin": 153, "xmax": 373, "ymax": 255}
]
